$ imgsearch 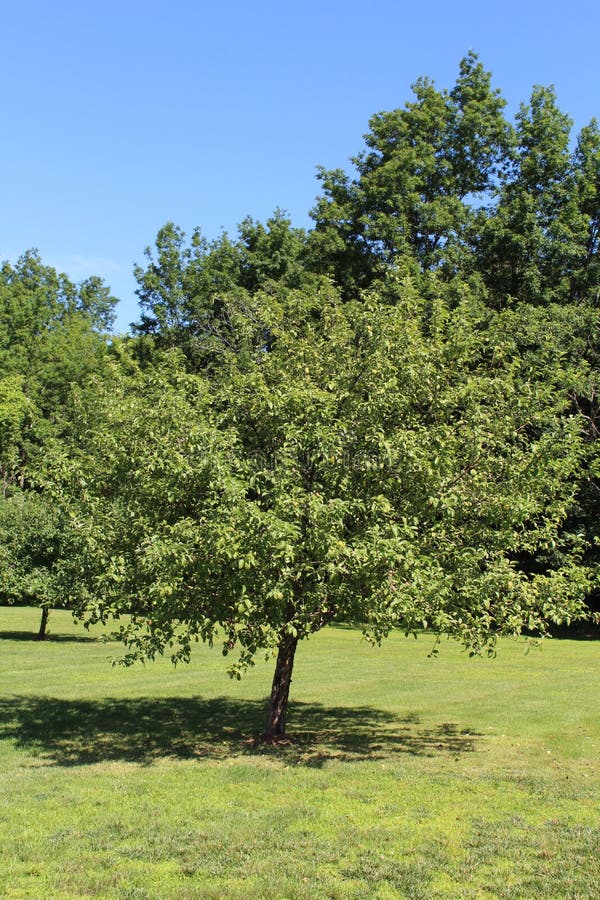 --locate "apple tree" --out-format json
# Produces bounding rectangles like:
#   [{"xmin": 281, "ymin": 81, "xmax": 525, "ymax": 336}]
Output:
[{"xmin": 51, "ymin": 280, "xmax": 591, "ymax": 739}]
